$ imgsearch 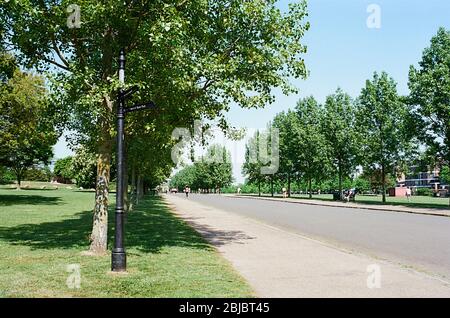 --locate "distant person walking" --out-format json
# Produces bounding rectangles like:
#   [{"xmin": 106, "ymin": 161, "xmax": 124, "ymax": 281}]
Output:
[
  {"xmin": 237, "ymin": 187, "xmax": 241, "ymax": 195},
  {"xmin": 406, "ymin": 187, "xmax": 411, "ymax": 202},
  {"xmin": 185, "ymin": 186, "xmax": 190, "ymax": 198},
  {"xmin": 282, "ymin": 187, "xmax": 287, "ymax": 198}
]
